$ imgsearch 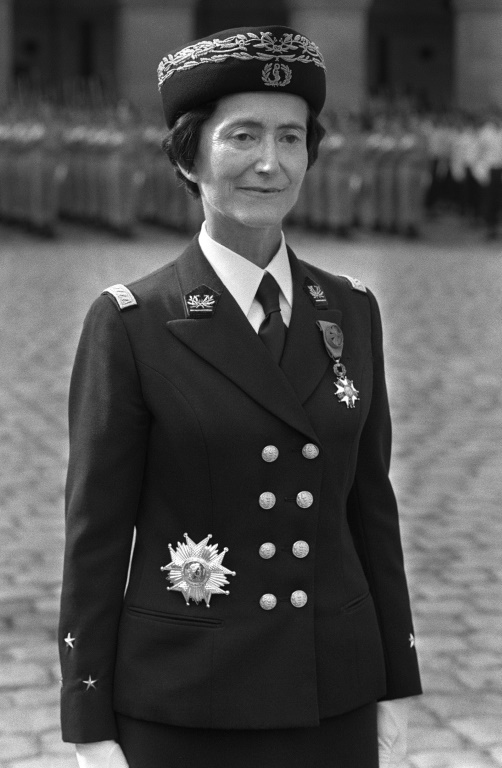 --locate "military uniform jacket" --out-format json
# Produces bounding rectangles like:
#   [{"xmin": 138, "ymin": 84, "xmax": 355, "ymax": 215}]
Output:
[{"xmin": 59, "ymin": 238, "xmax": 421, "ymax": 743}]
